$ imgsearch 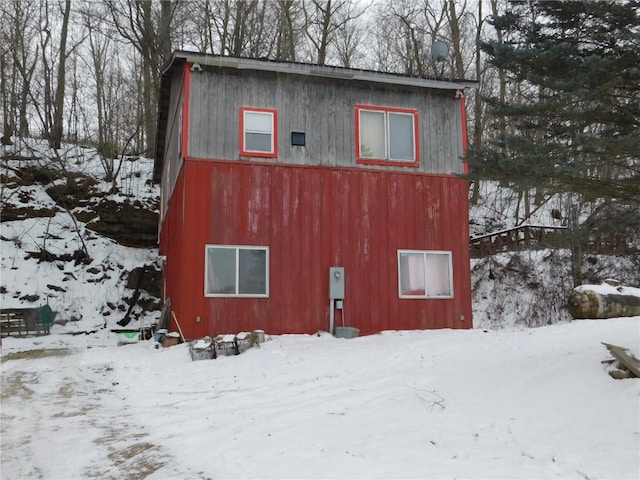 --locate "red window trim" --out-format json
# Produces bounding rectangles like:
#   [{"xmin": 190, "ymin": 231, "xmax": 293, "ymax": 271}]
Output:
[
  {"xmin": 459, "ymin": 91, "xmax": 469, "ymax": 175},
  {"xmin": 239, "ymin": 107, "xmax": 278, "ymax": 158},
  {"xmin": 355, "ymin": 104, "xmax": 420, "ymax": 168}
]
